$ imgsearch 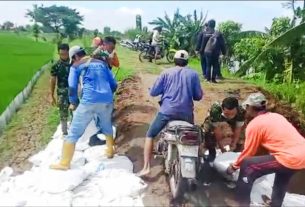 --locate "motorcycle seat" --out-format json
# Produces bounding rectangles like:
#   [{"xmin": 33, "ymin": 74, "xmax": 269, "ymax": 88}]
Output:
[
  {"xmin": 167, "ymin": 121, "xmax": 193, "ymax": 128},
  {"xmin": 165, "ymin": 121, "xmax": 196, "ymax": 135}
]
